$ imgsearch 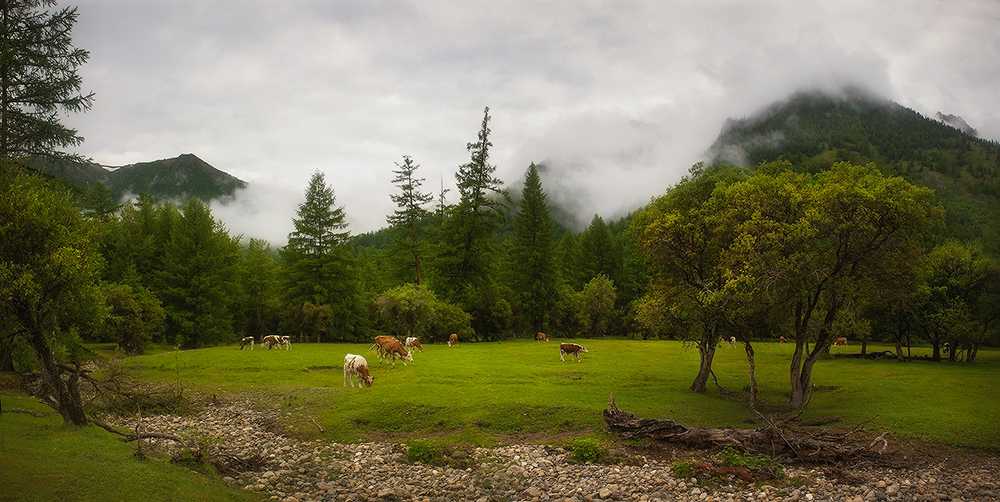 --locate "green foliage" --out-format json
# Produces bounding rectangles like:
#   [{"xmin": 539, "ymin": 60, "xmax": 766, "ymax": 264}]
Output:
[
  {"xmin": 570, "ymin": 437, "xmax": 610, "ymax": 463},
  {"xmin": 387, "ymin": 154, "xmax": 433, "ymax": 285},
  {"xmin": 715, "ymin": 446, "xmax": 785, "ymax": 477},
  {"xmin": 671, "ymin": 460, "xmax": 693, "ymax": 479},
  {"xmin": 281, "ymin": 170, "xmax": 363, "ymax": 341},
  {"xmin": 508, "ymin": 163, "xmax": 558, "ymax": 334},
  {"xmin": 0, "ymin": 165, "xmax": 105, "ymax": 424},
  {"xmin": 156, "ymin": 197, "xmax": 242, "ymax": 348},
  {"xmin": 375, "ymin": 283, "xmax": 472, "ymax": 343},
  {"xmin": 0, "ymin": 0, "xmax": 94, "ymax": 160}
]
